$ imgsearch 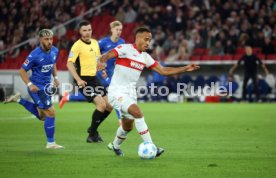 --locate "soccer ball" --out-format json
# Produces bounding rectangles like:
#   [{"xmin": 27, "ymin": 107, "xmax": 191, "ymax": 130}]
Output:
[{"xmin": 138, "ymin": 142, "xmax": 157, "ymax": 159}]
